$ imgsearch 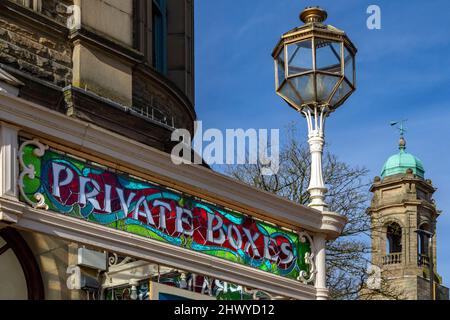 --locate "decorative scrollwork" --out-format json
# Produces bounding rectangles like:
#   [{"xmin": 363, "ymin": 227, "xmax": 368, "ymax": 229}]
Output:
[
  {"xmin": 243, "ymin": 287, "xmax": 274, "ymax": 300},
  {"xmin": 18, "ymin": 139, "xmax": 49, "ymax": 210},
  {"xmin": 108, "ymin": 253, "xmax": 119, "ymax": 266},
  {"xmin": 108, "ymin": 253, "xmax": 119, "ymax": 267},
  {"xmin": 108, "ymin": 253, "xmax": 133, "ymax": 267},
  {"xmin": 297, "ymin": 231, "xmax": 317, "ymax": 284}
]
